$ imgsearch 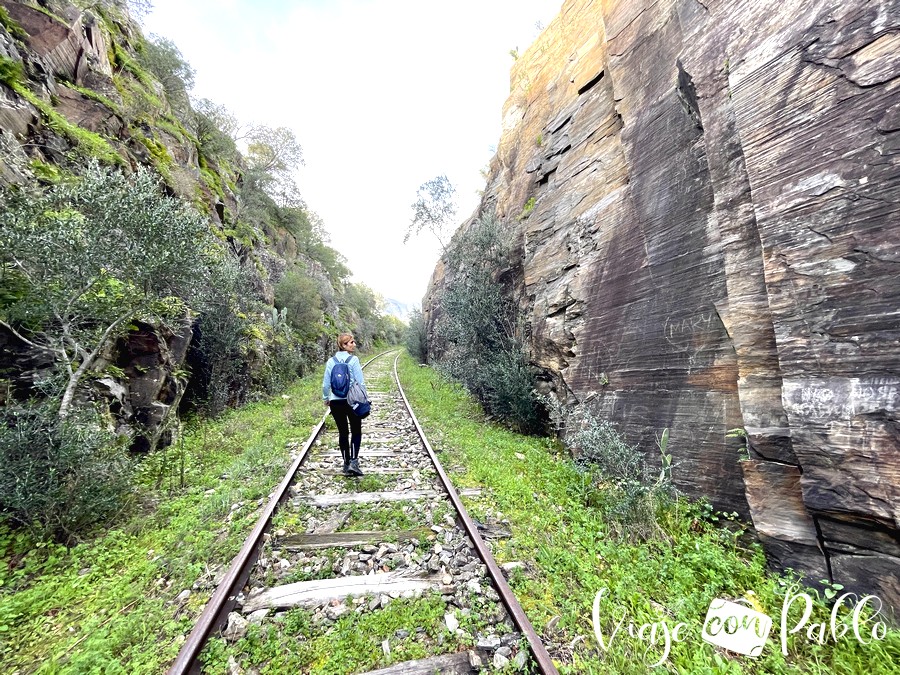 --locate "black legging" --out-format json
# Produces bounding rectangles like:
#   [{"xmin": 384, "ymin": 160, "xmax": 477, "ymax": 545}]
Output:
[{"xmin": 330, "ymin": 399, "xmax": 362, "ymax": 460}]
